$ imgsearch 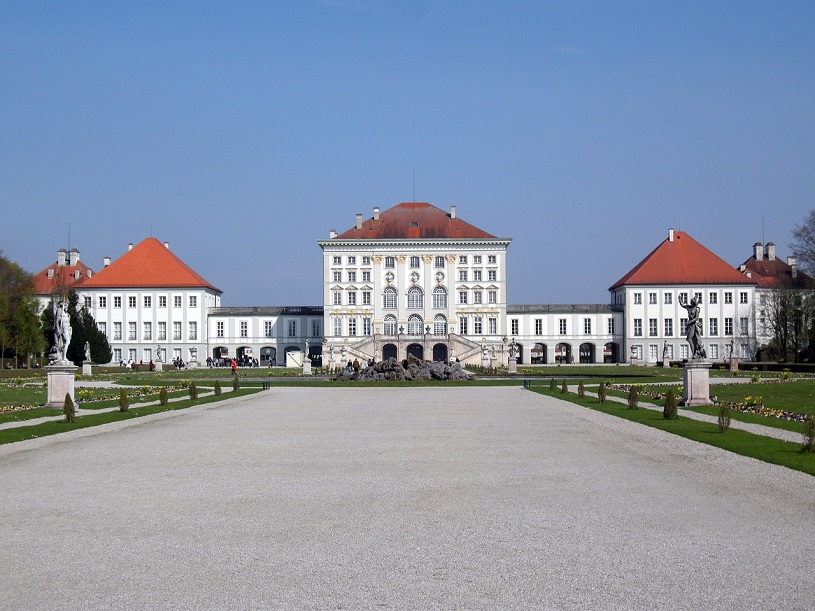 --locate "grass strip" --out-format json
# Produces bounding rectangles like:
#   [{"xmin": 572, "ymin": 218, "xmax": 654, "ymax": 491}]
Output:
[
  {"xmin": 0, "ymin": 389, "xmax": 260, "ymax": 446},
  {"xmin": 528, "ymin": 387, "xmax": 815, "ymax": 477}
]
